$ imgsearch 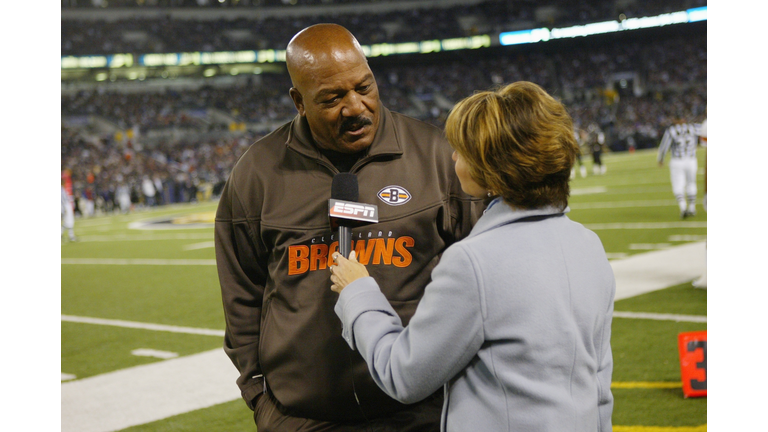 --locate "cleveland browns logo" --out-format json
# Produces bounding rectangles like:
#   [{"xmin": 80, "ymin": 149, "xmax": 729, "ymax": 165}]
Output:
[{"xmin": 377, "ymin": 186, "xmax": 411, "ymax": 206}]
